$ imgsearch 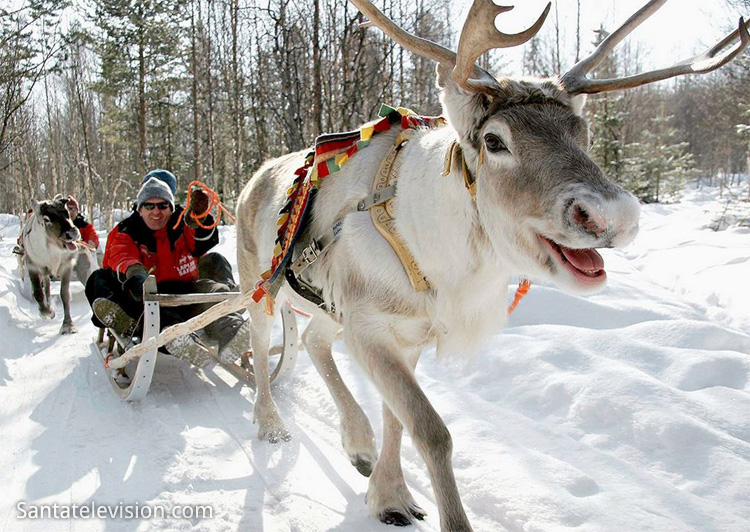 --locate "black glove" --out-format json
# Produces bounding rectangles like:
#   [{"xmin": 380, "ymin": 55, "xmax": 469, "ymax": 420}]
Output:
[
  {"xmin": 124, "ymin": 265, "xmax": 149, "ymax": 303},
  {"xmin": 185, "ymin": 188, "xmax": 211, "ymax": 229}
]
